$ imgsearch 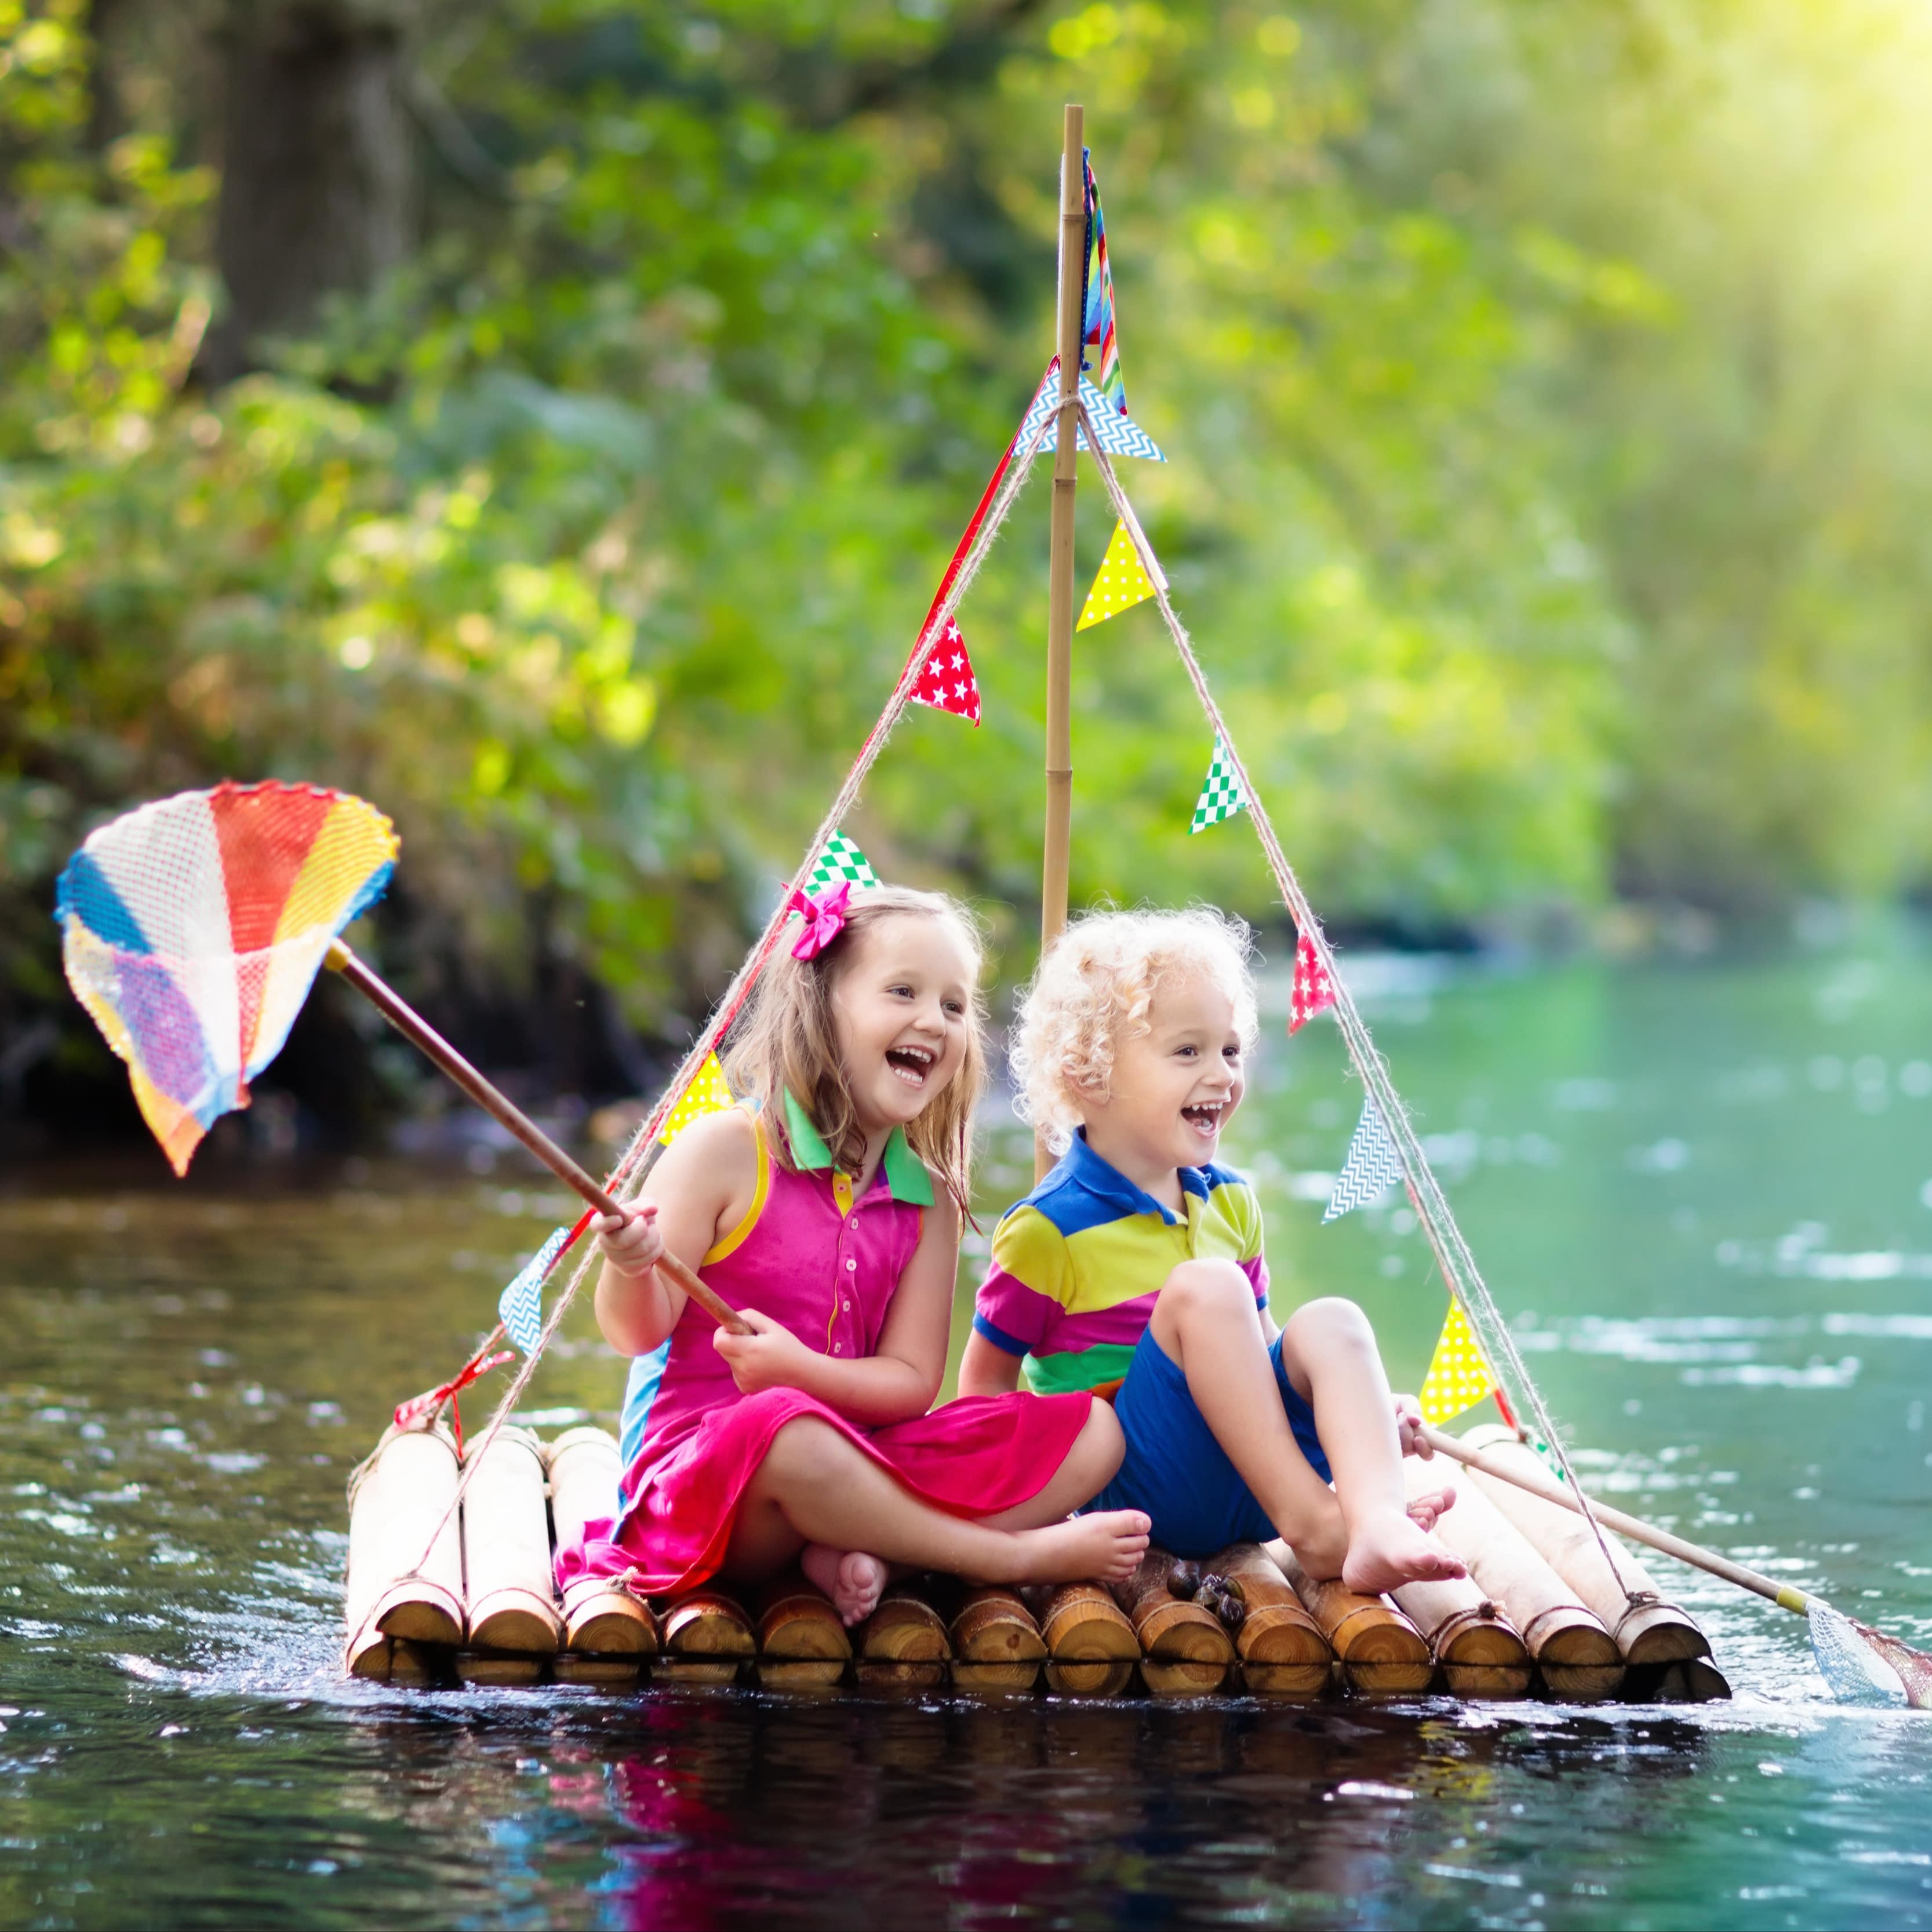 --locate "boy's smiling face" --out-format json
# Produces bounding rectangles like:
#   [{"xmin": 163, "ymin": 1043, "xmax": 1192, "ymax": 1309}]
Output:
[{"xmin": 1077, "ymin": 969, "xmax": 1246, "ymax": 1189}]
